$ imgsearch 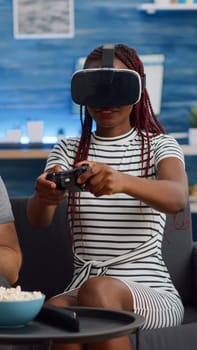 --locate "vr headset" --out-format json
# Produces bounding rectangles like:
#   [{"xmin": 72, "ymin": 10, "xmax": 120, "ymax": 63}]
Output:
[{"xmin": 71, "ymin": 44, "xmax": 145, "ymax": 107}]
